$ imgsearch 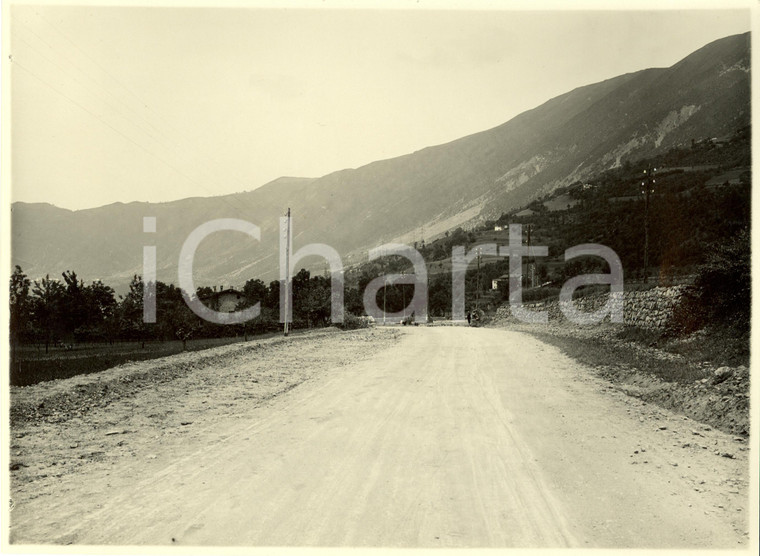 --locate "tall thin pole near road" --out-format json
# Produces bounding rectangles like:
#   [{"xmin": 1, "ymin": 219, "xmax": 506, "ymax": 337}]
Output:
[
  {"xmin": 642, "ymin": 166, "xmax": 656, "ymax": 284},
  {"xmin": 383, "ymin": 277, "xmax": 387, "ymax": 325},
  {"xmin": 402, "ymin": 278, "xmax": 406, "ymax": 319},
  {"xmin": 284, "ymin": 207, "xmax": 291, "ymax": 337},
  {"xmin": 476, "ymin": 247, "xmax": 481, "ymax": 308},
  {"xmin": 527, "ymin": 223, "xmax": 535, "ymax": 288}
]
